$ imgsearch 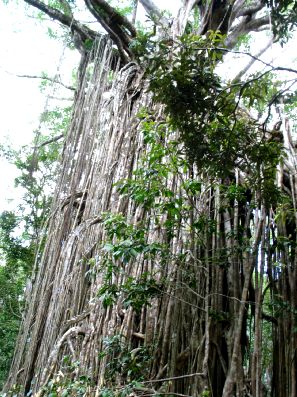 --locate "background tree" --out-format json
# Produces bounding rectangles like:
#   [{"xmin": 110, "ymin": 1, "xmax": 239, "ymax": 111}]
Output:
[
  {"xmin": 0, "ymin": 211, "xmax": 33, "ymax": 388},
  {"xmin": 2, "ymin": 1, "xmax": 297, "ymax": 396},
  {"xmin": 0, "ymin": 89, "xmax": 71, "ymax": 388}
]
